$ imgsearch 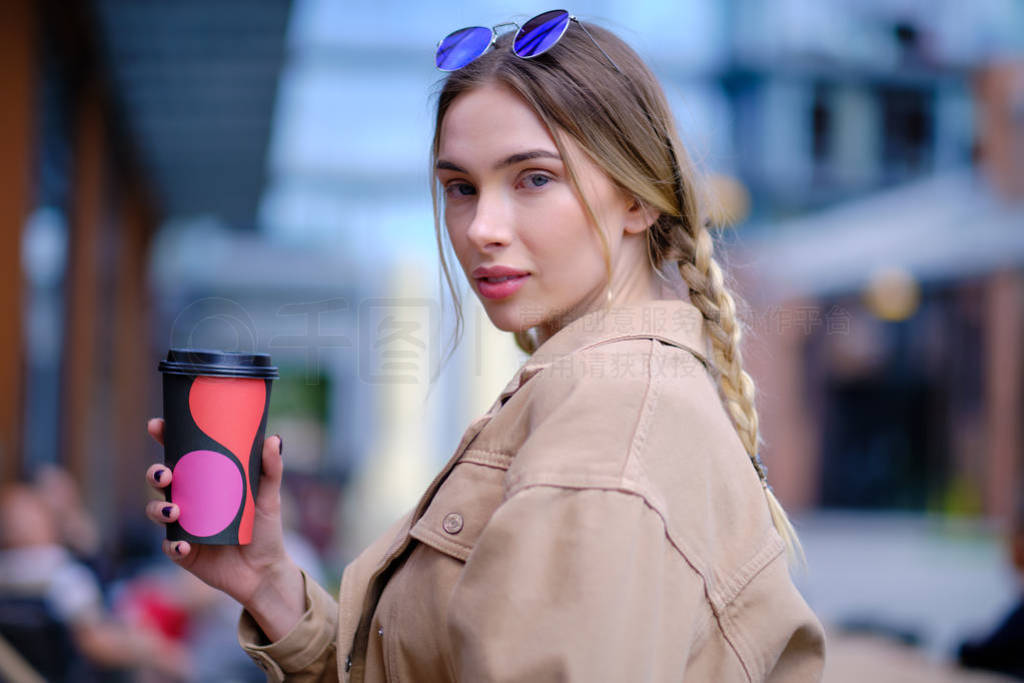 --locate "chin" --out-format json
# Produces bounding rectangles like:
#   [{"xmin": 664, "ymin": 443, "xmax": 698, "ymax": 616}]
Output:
[{"xmin": 478, "ymin": 301, "xmax": 535, "ymax": 334}]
